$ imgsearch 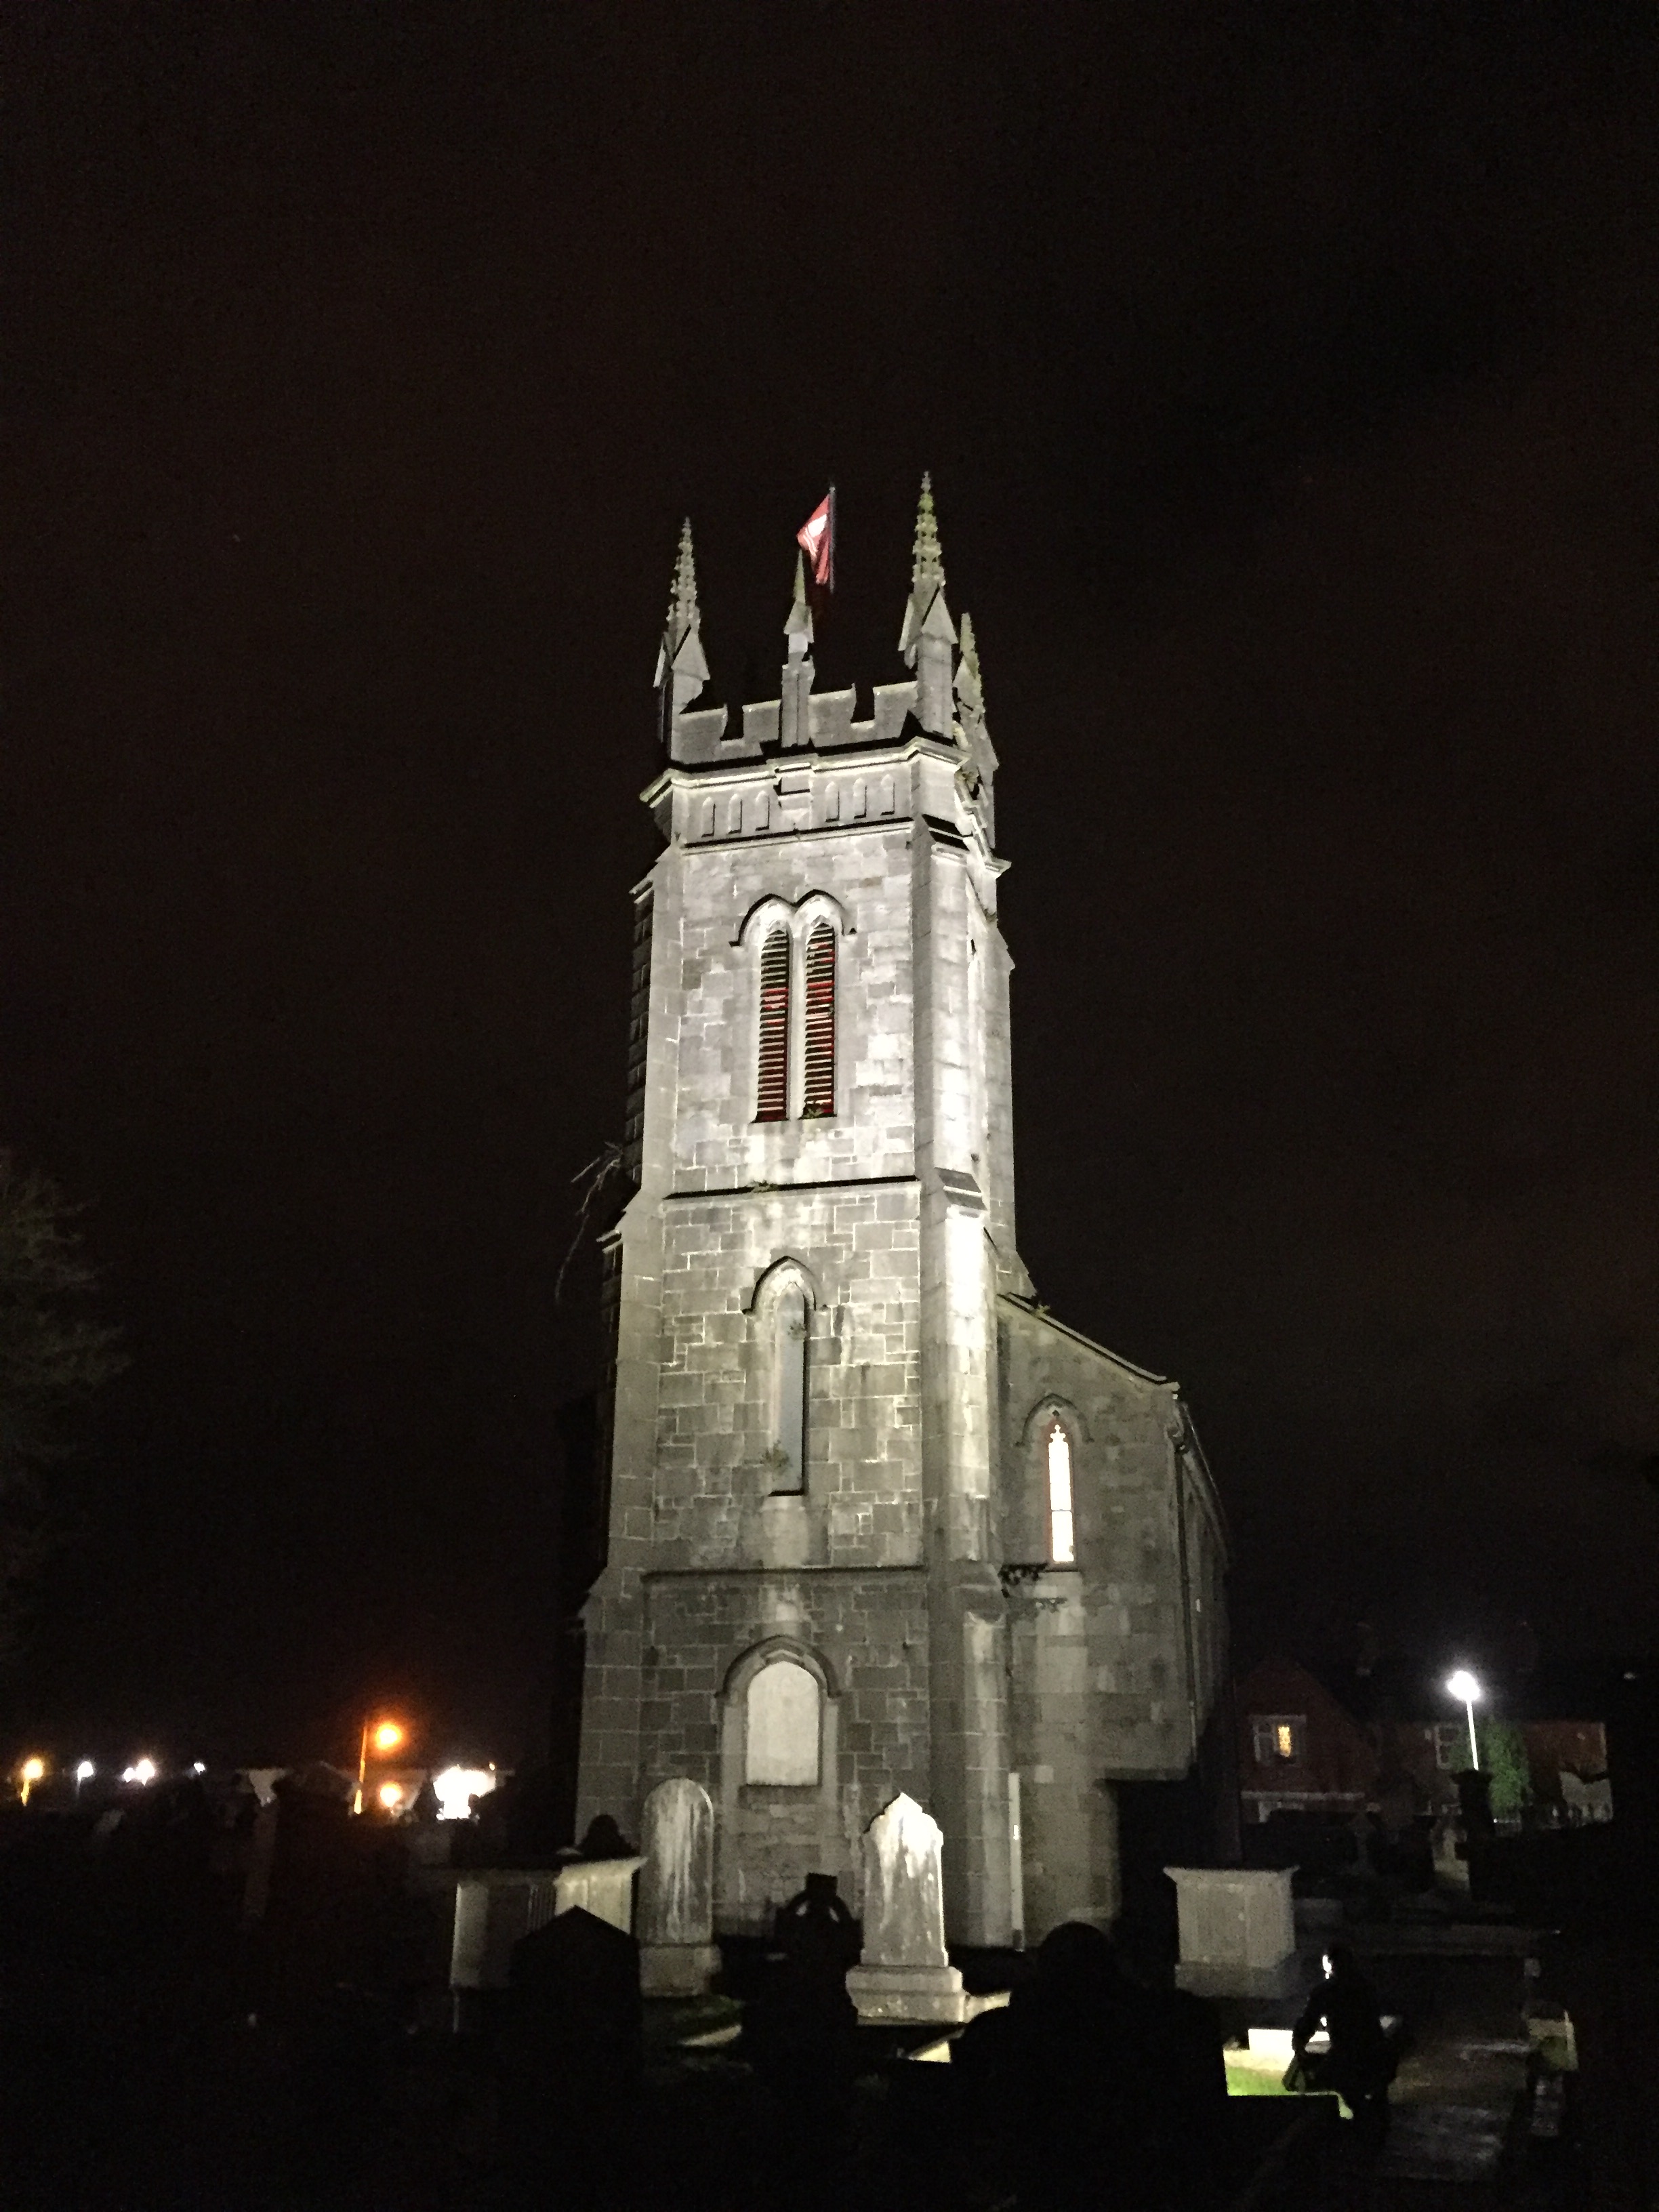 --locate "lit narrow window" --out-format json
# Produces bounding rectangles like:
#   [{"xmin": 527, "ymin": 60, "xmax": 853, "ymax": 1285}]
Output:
[
  {"xmin": 801, "ymin": 922, "xmax": 836, "ymax": 1117},
  {"xmin": 1047, "ymin": 1420, "xmax": 1075, "ymax": 1563},
  {"xmin": 1275, "ymin": 1723, "xmax": 1295, "ymax": 1761},
  {"xmin": 756, "ymin": 926, "xmax": 790, "ymax": 1121}
]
